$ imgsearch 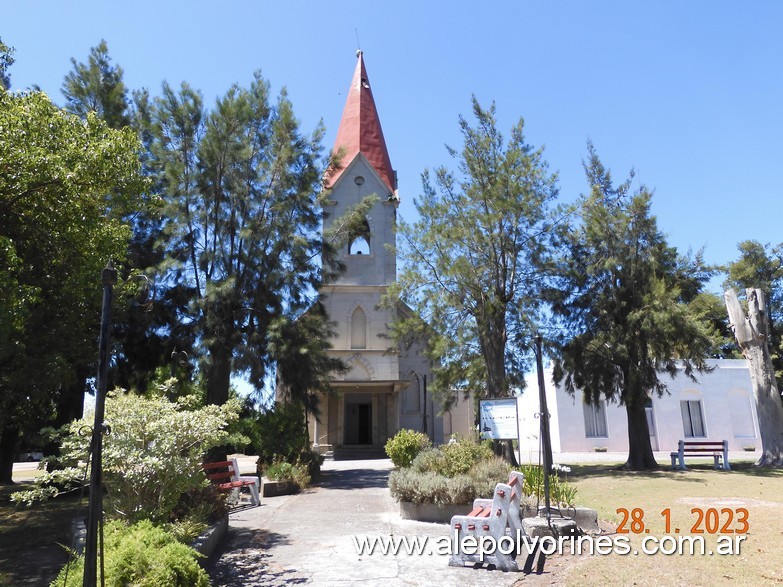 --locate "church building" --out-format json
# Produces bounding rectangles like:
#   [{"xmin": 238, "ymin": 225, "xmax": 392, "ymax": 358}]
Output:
[{"xmin": 308, "ymin": 52, "xmax": 473, "ymax": 455}]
